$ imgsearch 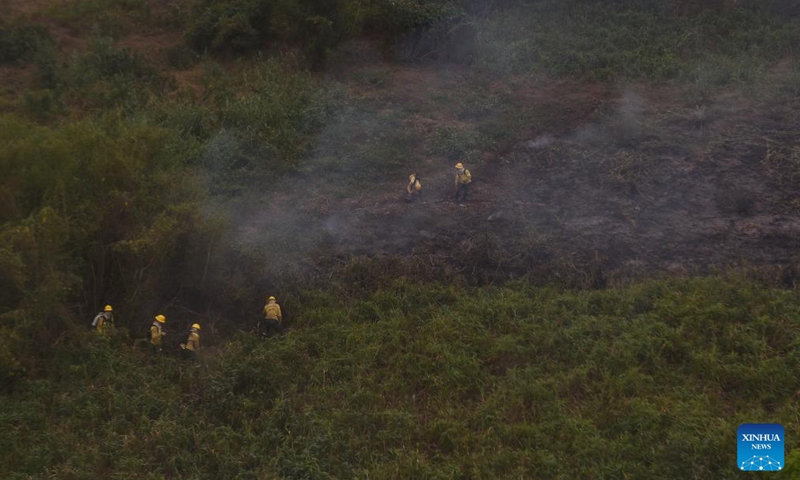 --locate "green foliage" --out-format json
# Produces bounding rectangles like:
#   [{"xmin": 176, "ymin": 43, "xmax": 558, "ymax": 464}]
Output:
[
  {"xmin": 0, "ymin": 113, "xmax": 212, "ymax": 378},
  {"xmin": 163, "ymin": 44, "xmax": 200, "ymax": 71},
  {"xmin": 426, "ymin": 125, "xmax": 490, "ymax": 160},
  {"xmin": 23, "ymin": 89, "xmax": 61, "ymax": 121},
  {"xmin": 379, "ymin": 1, "xmax": 468, "ymax": 61},
  {"xmin": 183, "ymin": 0, "xmax": 466, "ymax": 65},
  {"xmin": 184, "ymin": 0, "xmax": 268, "ymax": 53},
  {"xmin": 219, "ymin": 58, "xmax": 337, "ymax": 167},
  {"xmin": 0, "ymin": 22, "xmax": 54, "ymax": 64},
  {"xmin": 478, "ymin": 1, "xmax": 799, "ymax": 81},
  {"xmin": 72, "ymin": 36, "xmax": 155, "ymax": 84},
  {"xmin": 2, "ymin": 2, "xmax": 799, "ymax": 475},
  {"xmin": 184, "ymin": 0, "xmax": 358, "ymax": 57},
  {"xmin": 51, "ymin": 35, "xmax": 163, "ymax": 113},
  {"xmin": 2, "ymin": 277, "xmax": 800, "ymax": 478}
]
